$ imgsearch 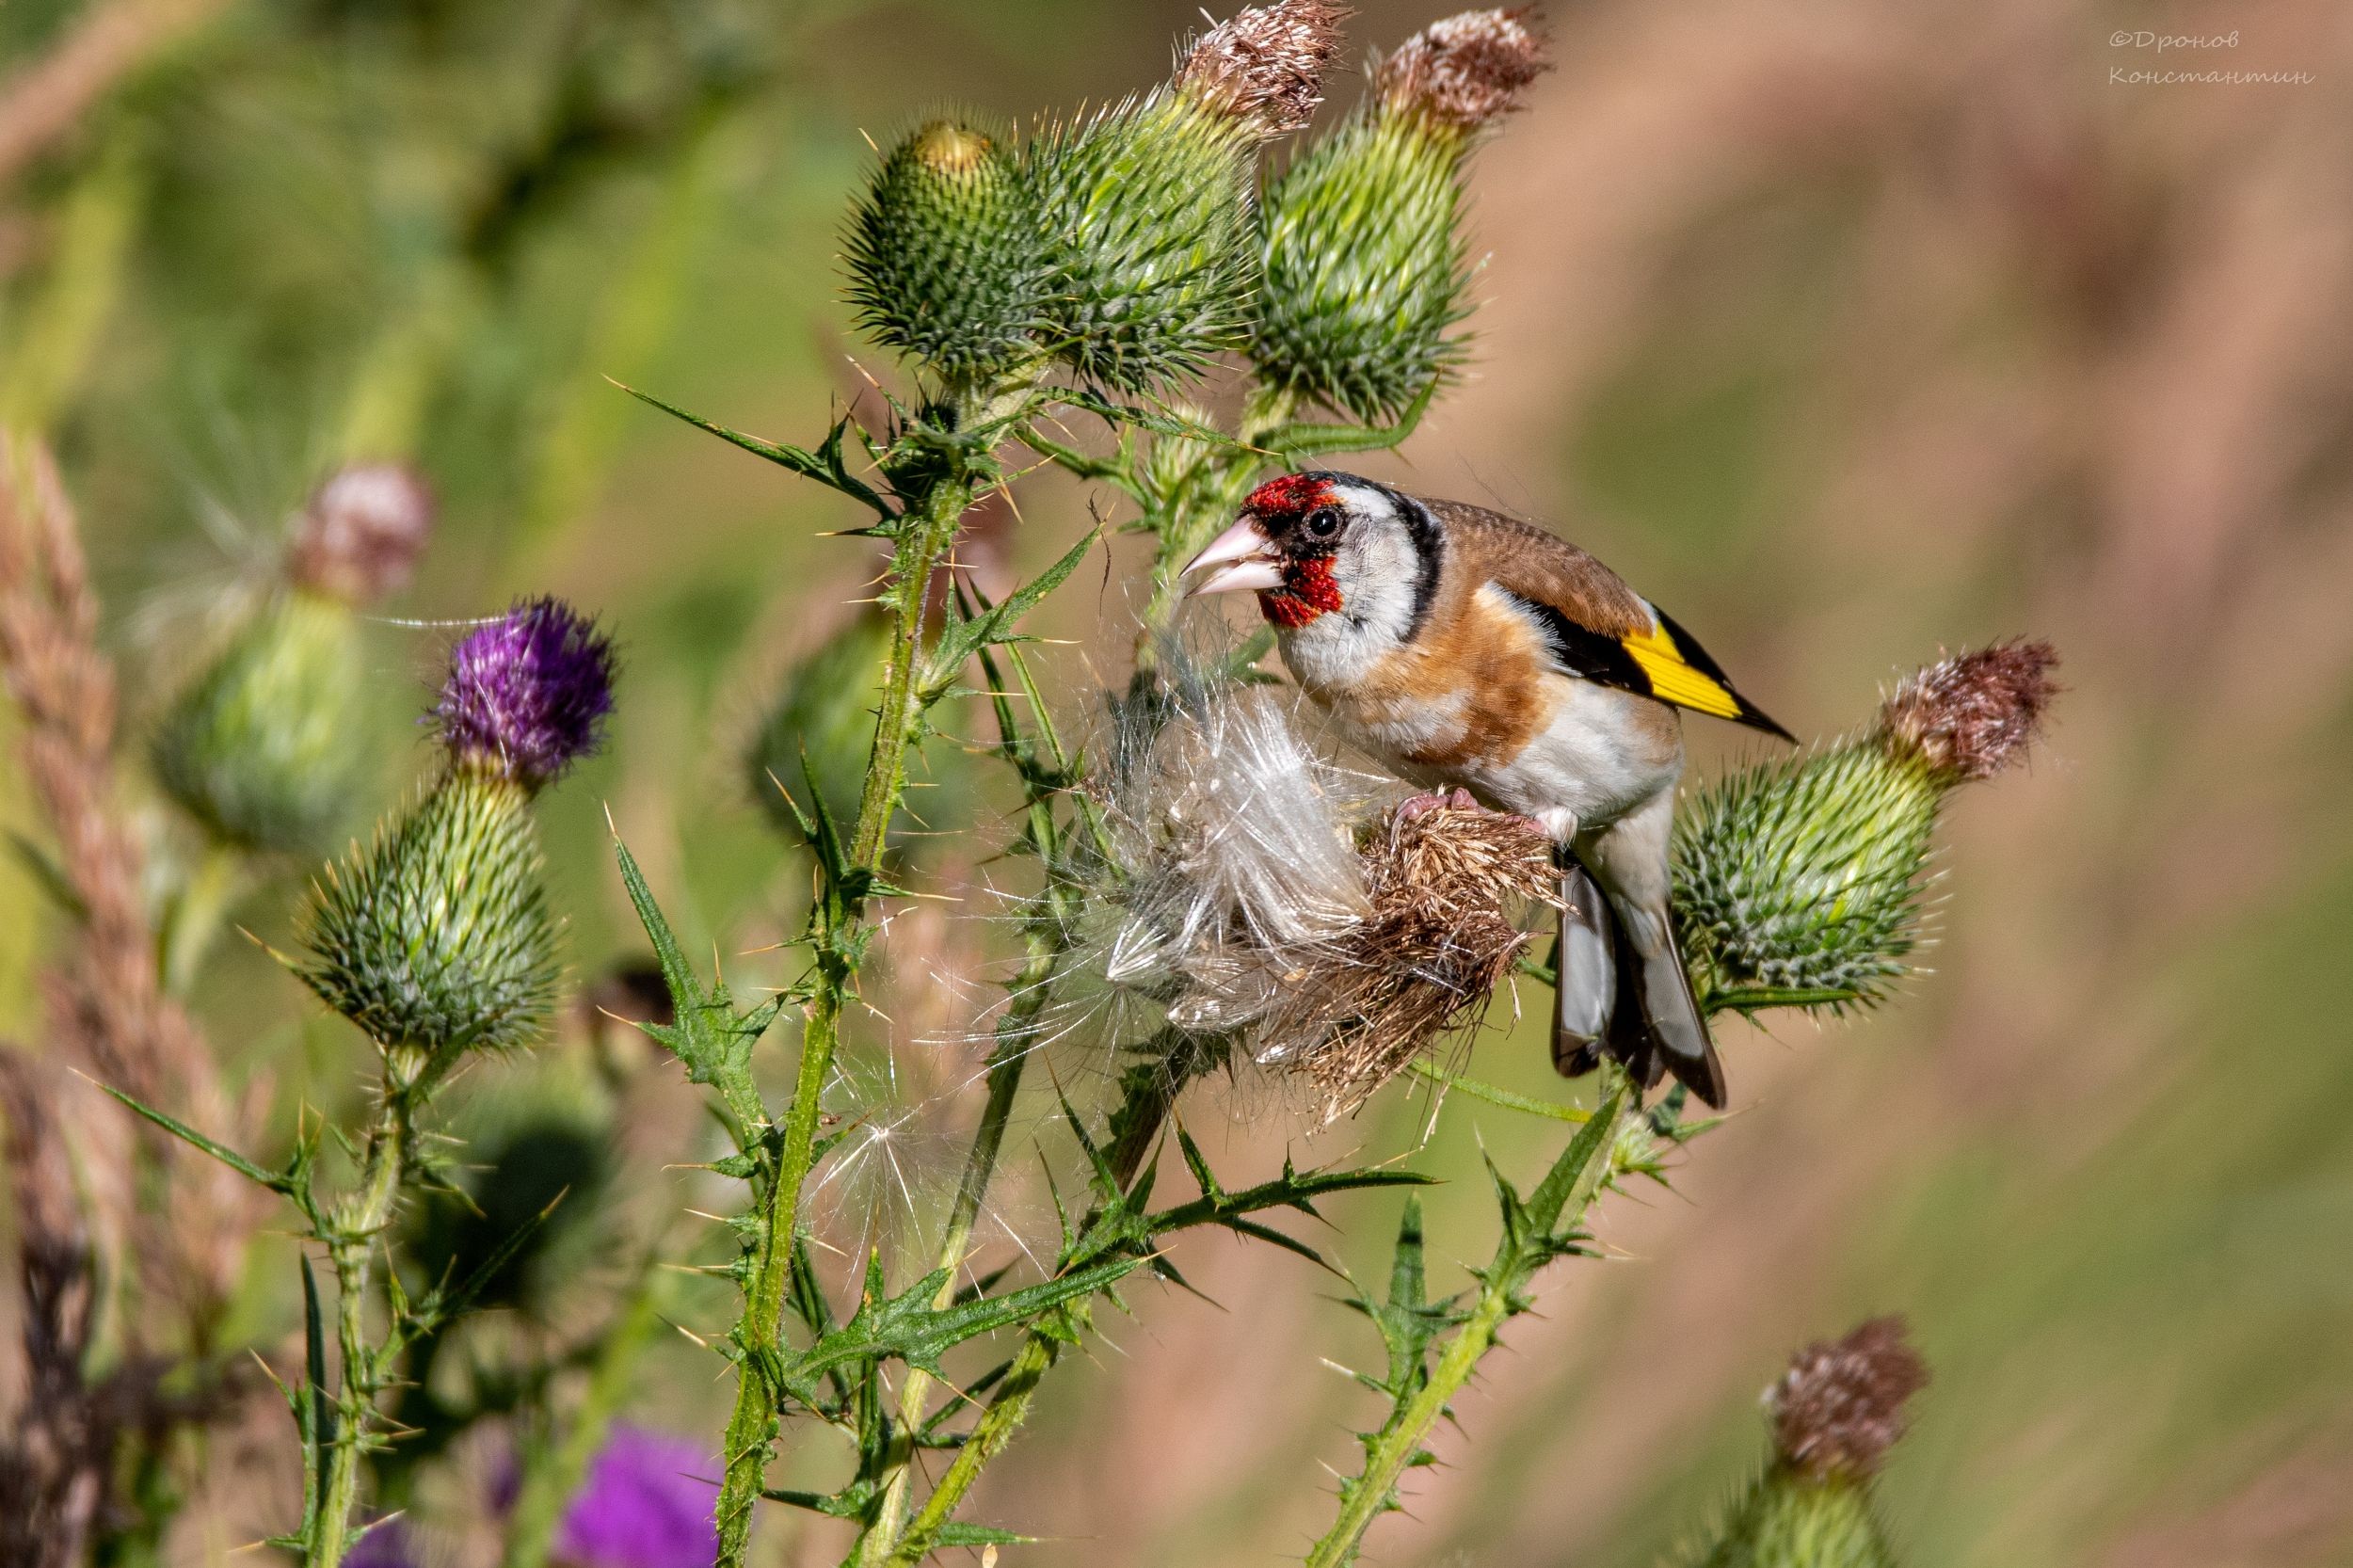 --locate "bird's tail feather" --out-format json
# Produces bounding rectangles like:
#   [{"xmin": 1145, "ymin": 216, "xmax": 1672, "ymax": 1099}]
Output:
[
  {"xmin": 1552, "ymin": 862, "xmax": 1614, "ymax": 1075},
  {"xmin": 1552, "ymin": 887, "xmax": 1726, "ymax": 1109}
]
